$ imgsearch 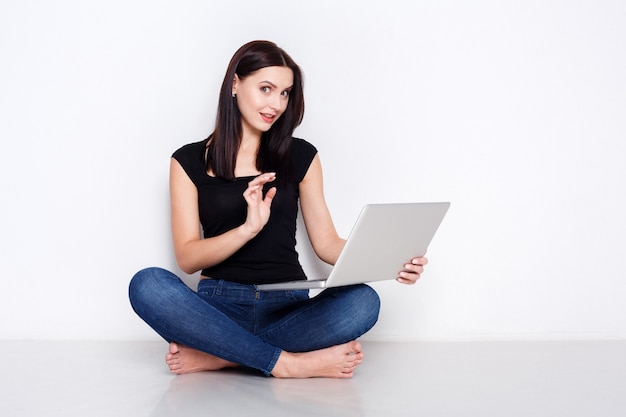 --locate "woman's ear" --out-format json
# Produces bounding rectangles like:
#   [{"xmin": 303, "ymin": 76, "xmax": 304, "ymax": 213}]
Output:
[{"xmin": 232, "ymin": 74, "xmax": 240, "ymax": 96}]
